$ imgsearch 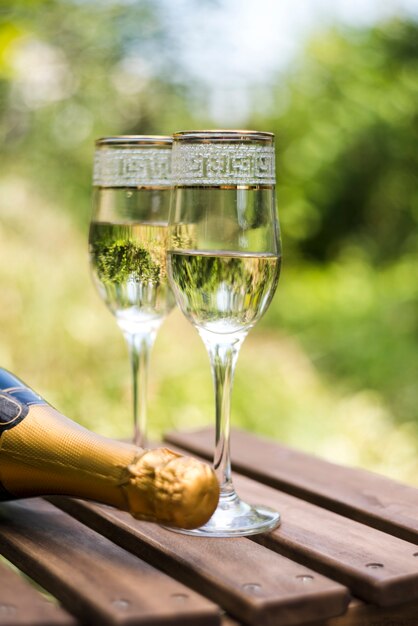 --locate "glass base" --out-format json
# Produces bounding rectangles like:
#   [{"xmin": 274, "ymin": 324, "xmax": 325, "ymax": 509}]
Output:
[{"xmin": 169, "ymin": 492, "xmax": 281, "ymax": 538}]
